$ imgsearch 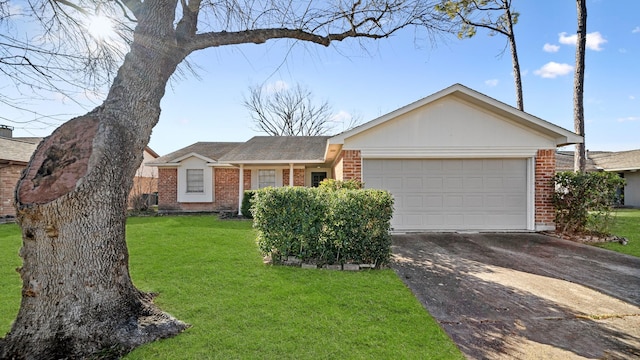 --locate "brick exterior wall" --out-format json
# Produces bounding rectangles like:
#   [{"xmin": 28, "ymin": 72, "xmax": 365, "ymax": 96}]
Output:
[
  {"xmin": 214, "ymin": 168, "xmax": 251, "ymax": 211},
  {"xmin": 158, "ymin": 168, "xmax": 179, "ymax": 210},
  {"xmin": 341, "ymin": 150, "xmax": 362, "ymax": 182},
  {"xmin": 535, "ymin": 149, "xmax": 556, "ymax": 230},
  {"xmin": 158, "ymin": 167, "xmax": 251, "ymax": 212},
  {"xmin": 0, "ymin": 164, "xmax": 25, "ymax": 217},
  {"xmin": 283, "ymin": 169, "xmax": 305, "ymax": 186}
]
